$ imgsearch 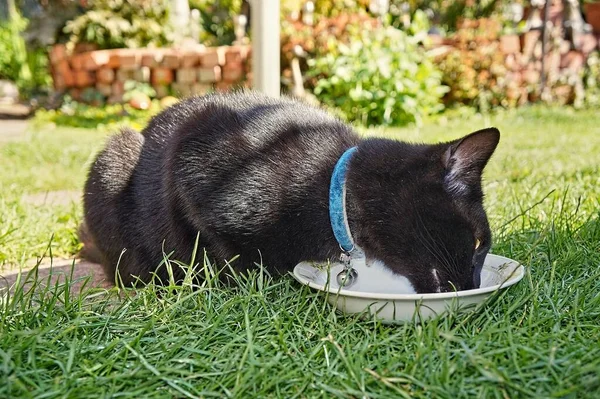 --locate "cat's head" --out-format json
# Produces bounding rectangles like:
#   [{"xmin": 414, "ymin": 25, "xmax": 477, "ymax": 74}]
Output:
[{"xmin": 348, "ymin": 128, "xmax": 500, "ymax": 293}]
